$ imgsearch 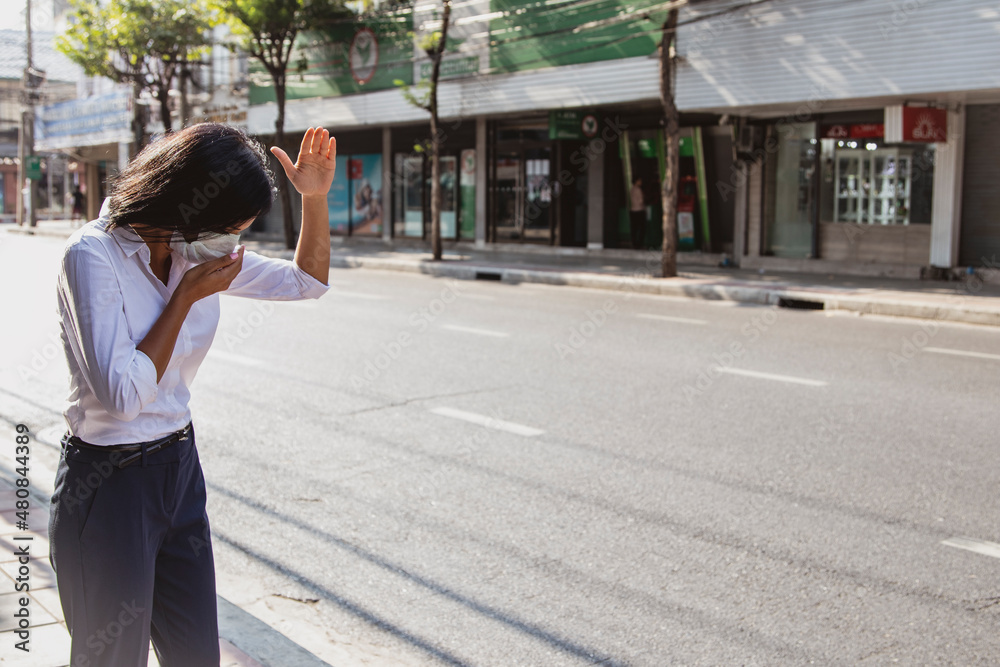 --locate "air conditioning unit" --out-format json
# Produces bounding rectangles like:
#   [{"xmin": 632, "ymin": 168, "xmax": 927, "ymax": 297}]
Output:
[{"xmin": 733, "ymin": 120, "xmax": 761, "ymax": 160}]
